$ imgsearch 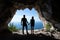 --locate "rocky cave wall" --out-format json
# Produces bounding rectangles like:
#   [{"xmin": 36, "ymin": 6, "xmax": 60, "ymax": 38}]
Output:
[{"xmin": 0, "ymin": 0, "xmax": 60, "ymax": 31}]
